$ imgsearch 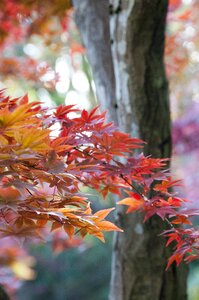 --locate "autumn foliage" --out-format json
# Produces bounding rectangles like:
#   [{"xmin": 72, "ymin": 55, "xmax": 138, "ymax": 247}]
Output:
[
  {"xmin": 0, "ymin": 1, "xmax": 199, "ymax": 297},
  {"xmin": 0, "ymin": 91, "xmax": 124, "ymax": 243},
  {"xmin": 0, "ymin": 90, "xmax": 198, "ymax": 281},
  {"xmin": 0, "ymin": 0, "xmax": 72, "ymax": 46}
]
